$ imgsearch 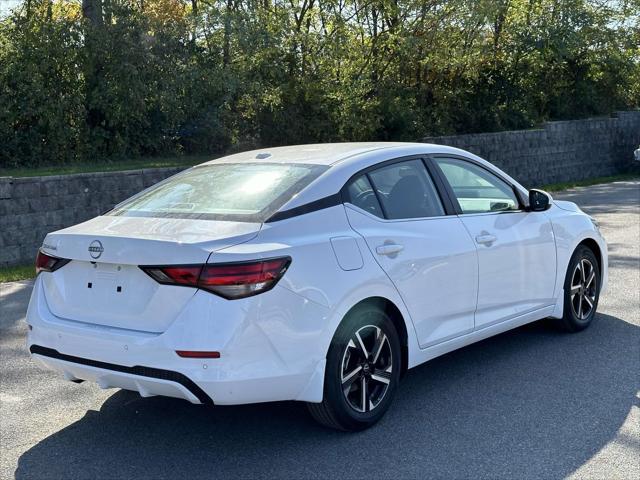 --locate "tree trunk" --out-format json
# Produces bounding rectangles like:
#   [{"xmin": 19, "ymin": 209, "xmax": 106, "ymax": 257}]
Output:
[
  {"xmin": 191, "ymin": 0, "xmax": 198, "ymax": 45},
  {"xmin": 103, "ymin": 0, "xmax": 112, "ymax": 25},
  {"xmin": 82, "ymin": 0, "xmax": 104, "ymax": 147},
  {"xmin": 223, "ymin": 0, "xmax": 233, "ymax": 67},
  {"xmin": 82, "ymin": 0, "xmax": 103, "ymax": 27}
]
